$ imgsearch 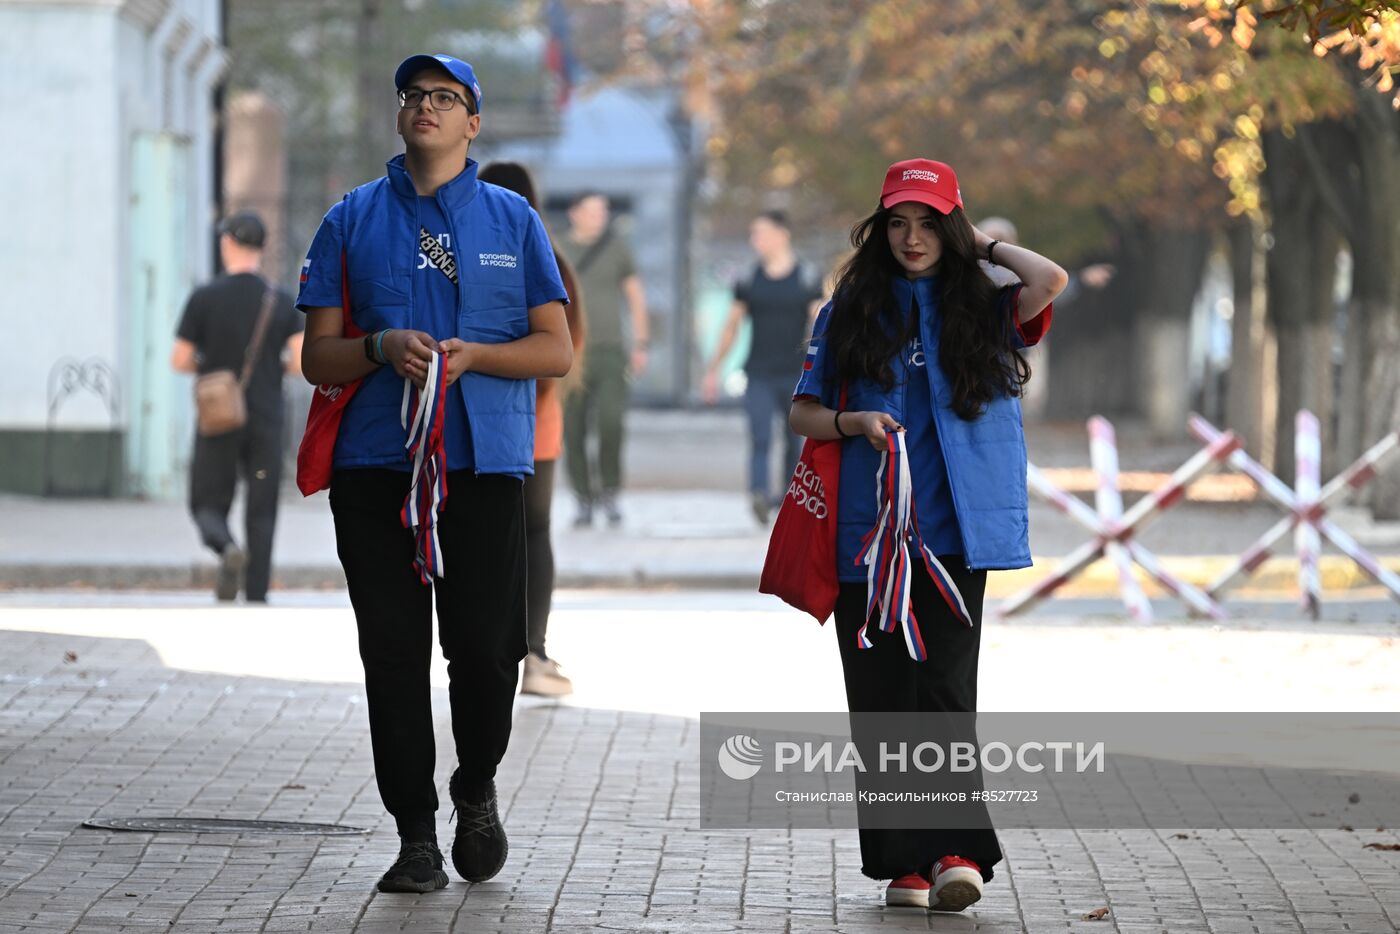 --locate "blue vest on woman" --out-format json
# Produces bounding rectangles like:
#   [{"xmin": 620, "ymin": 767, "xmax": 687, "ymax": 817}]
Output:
[
  {"xmin": 801, "ymin": 276, "xmax": 1041, "ymax": 573},
  {"xmin": 337, "ymin": 156, "xmax": 542, "ymax": 475}
]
